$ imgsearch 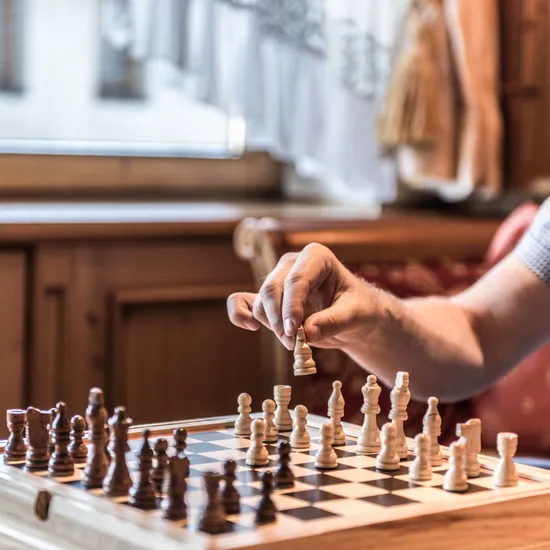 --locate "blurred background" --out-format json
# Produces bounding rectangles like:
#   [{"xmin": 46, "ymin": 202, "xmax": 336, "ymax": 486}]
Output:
[{"xmin": 0, "ymin": 0, "xmax": 547, "ymax": 454}]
